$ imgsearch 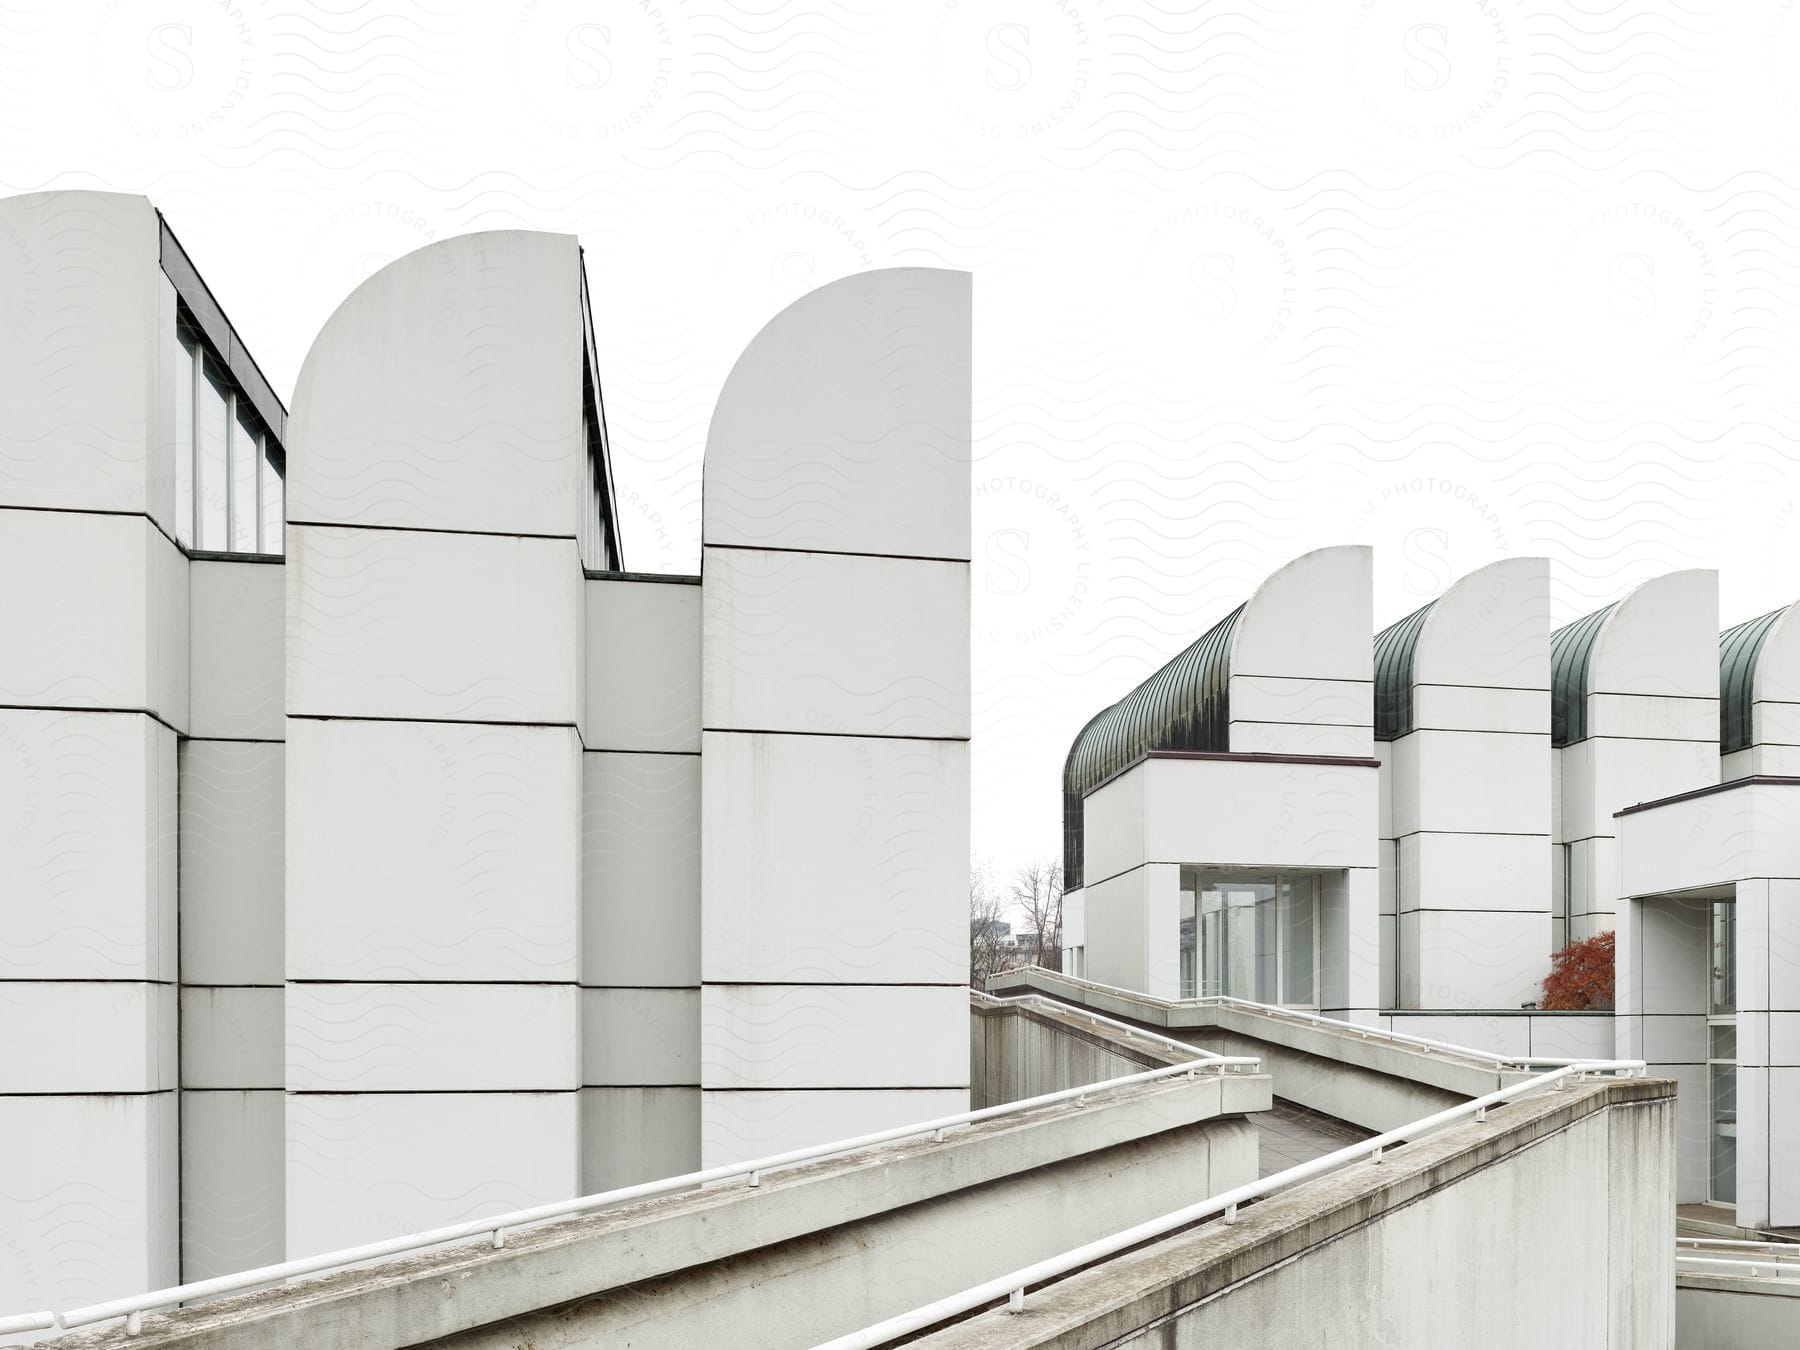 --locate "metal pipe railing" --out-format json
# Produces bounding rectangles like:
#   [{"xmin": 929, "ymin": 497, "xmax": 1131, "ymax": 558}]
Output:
[
  {"xmin": 1677, "ymin": 1254, "xmax": 1800, "ymax": 1279},
  {"xmin": 25, "ymin": 1041, "xmax": 1259, "ymax": 1338},
  {"xmin": 811, "ymin": 1059, "xmax": 1650, "ymax": 1350},
  {"xmin": 972, "ymin": 987, "xmax": 1238, "ymax": 1065},
  {"xmin": 993, "ymin": 966, "xmax": 1603, "ymax": 1072}
]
